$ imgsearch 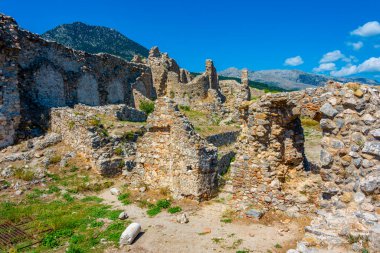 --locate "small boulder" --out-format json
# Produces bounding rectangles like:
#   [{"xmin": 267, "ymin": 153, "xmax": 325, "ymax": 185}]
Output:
[
  {"xmin": 176, "ymin": 213, "xmax": 189, "ymax": 224},
  {"xmin": 245, "ymin": 209, "xmax": 264, "ymax": 219},
  {"xmin": 320, "ymin": 103, "xmax": 338, "ymax": 118},
  {"xmin": 119, "ymin": 223, "xmax": 141, "ymax": 245},
  {"xmin": 110, "ymin": 187, "xmax": 121, "ymax": 196},
  {"xmin": 118, "ymin": 211, "xmax": 129, "ymax": 220}
]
